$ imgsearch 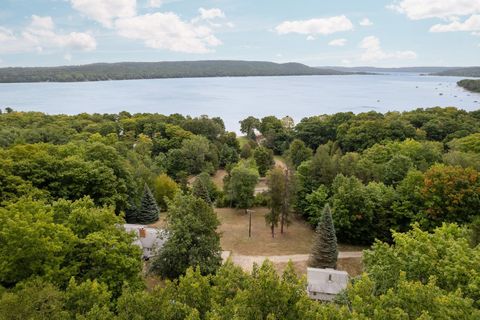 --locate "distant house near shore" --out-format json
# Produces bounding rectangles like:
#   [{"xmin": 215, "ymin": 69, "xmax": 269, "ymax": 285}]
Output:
[
  {"xmin": 122, "ymin": 224, "xmax": 167, "ymax": 260},
  {"xmin": 307, "ymin": 268, "xmax": 349, "ymax": 301}
]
